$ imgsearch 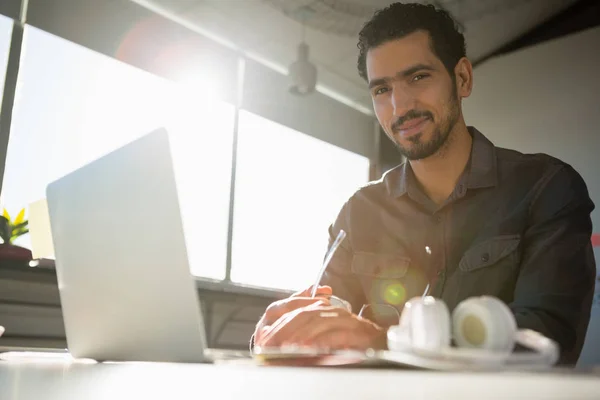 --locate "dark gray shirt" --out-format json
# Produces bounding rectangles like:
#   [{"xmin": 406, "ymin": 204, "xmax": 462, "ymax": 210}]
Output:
[{"xmin": 323, "ymin": 127, "xmax": 596, "ymax": 364}]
